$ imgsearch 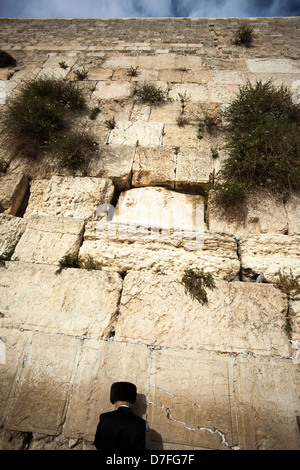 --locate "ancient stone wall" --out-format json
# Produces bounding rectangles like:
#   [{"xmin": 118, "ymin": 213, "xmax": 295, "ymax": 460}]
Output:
[{"xmin": 0, "ymin": 17, "xmax": 299, "ymax": 450}]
